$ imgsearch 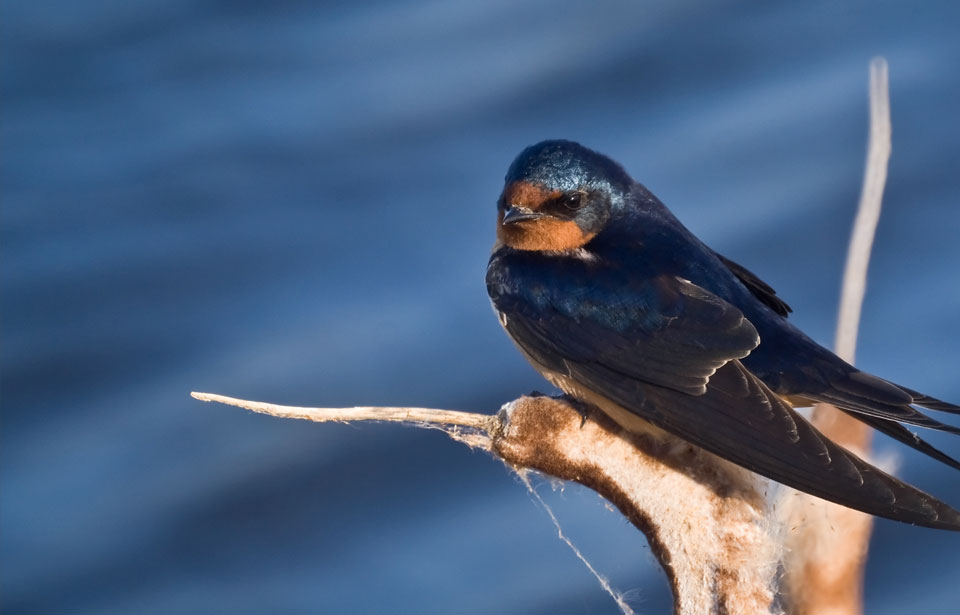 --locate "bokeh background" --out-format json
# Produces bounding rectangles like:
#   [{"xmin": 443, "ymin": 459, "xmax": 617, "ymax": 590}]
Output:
[{"xmin": 3, "ymin": 1, "xmax": 960, "ymax": 613}]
